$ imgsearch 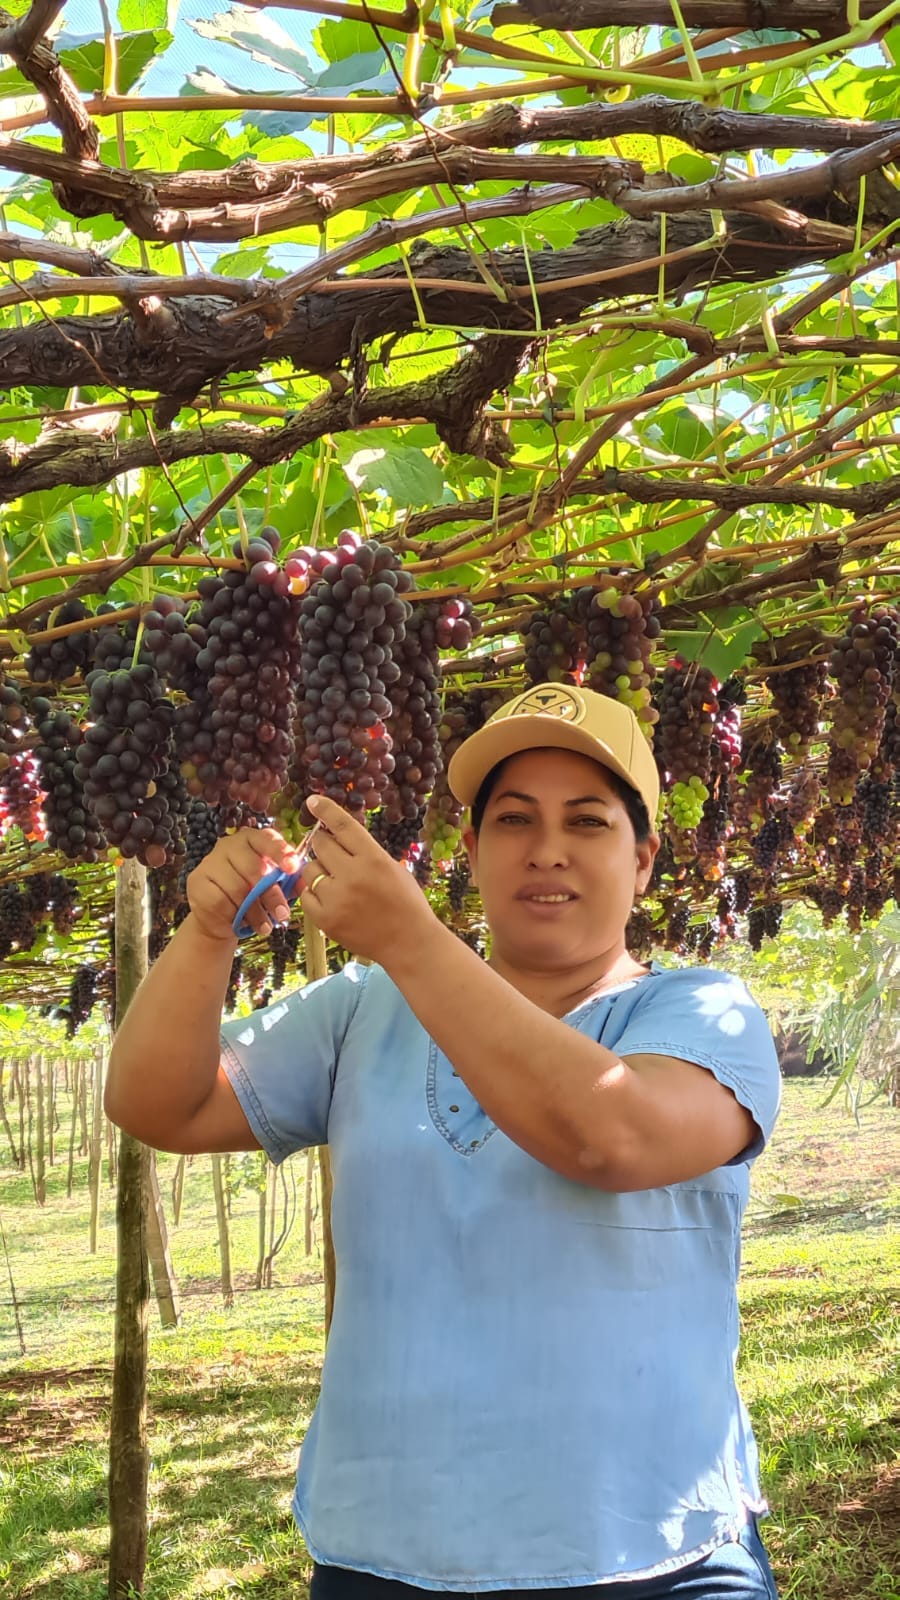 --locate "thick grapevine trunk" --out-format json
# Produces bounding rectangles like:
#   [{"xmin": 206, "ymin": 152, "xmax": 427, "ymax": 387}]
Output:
[{"xmin": 108, "ymin": 859, "xmax": 150, "ymax": 1600}]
